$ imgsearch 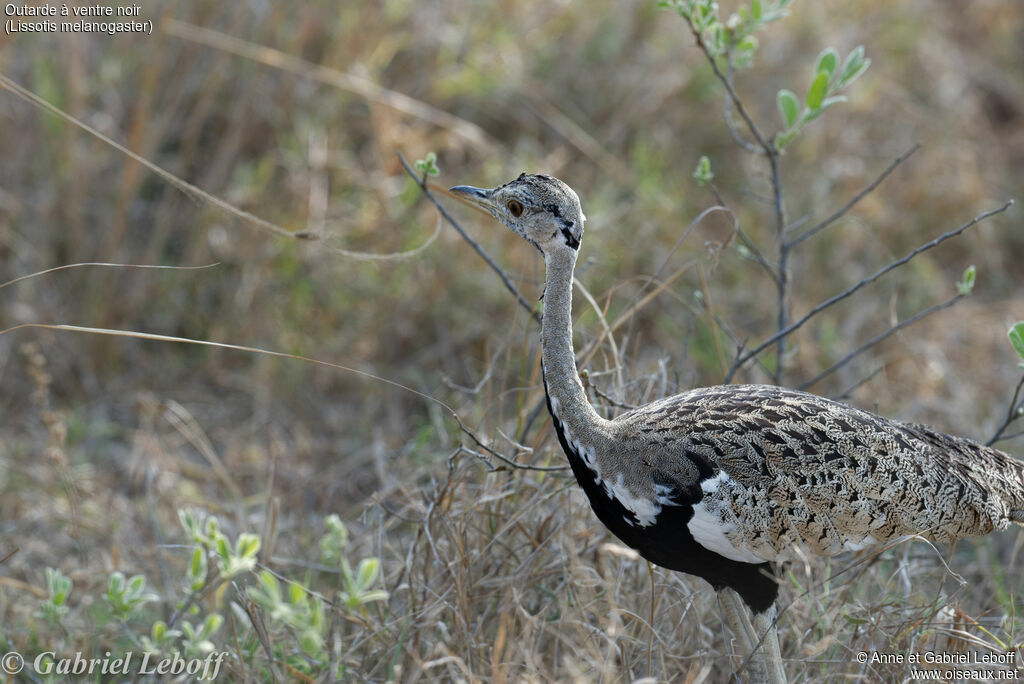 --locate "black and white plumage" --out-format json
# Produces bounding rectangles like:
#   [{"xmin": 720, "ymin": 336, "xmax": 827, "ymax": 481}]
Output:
[{"xmin": 449, "ymin": 173, "xmax": 1024, "ymax": 683}]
